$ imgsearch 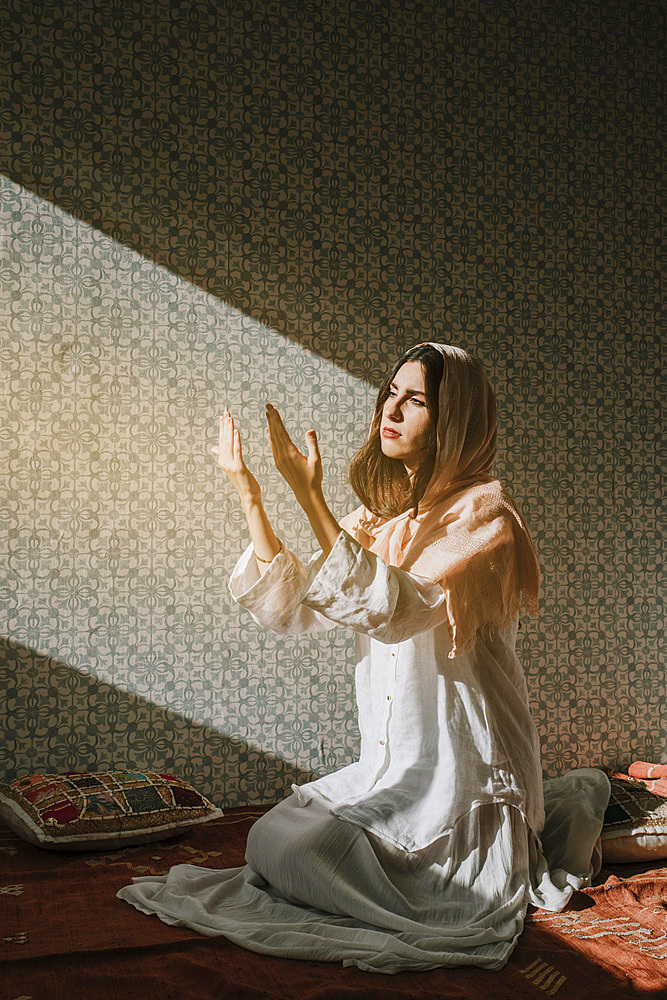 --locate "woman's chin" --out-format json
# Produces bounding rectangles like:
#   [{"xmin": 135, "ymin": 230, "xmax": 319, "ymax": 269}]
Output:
[{"xmin": 380, "ymin": 439, "xmax": 402, "ymax": 457}]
